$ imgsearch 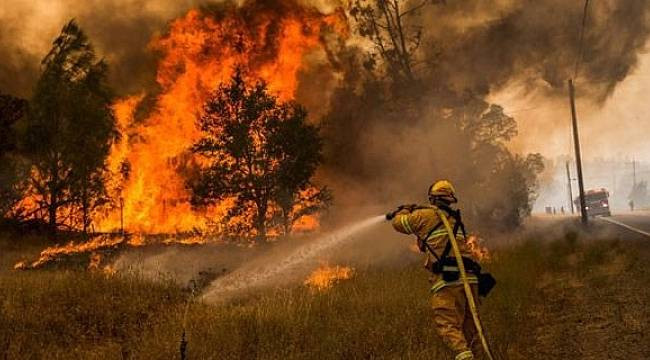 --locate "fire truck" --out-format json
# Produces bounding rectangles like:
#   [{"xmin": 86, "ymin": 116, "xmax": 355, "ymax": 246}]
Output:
[{"xmin": 575, "ymin": 188, "xmax": 611, "ymax": 217}]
